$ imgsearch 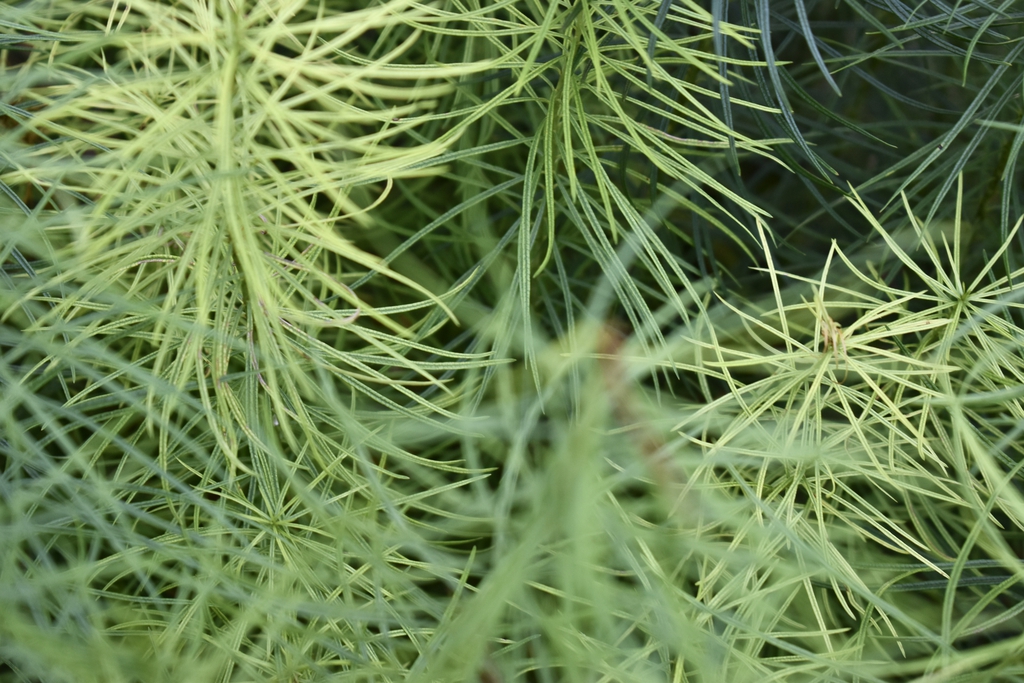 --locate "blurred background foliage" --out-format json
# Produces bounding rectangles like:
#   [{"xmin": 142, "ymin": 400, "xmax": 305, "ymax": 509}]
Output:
[{"xmin": 3, "ymin": 0, "xmax": 1024, "ymax": 681}]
